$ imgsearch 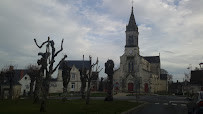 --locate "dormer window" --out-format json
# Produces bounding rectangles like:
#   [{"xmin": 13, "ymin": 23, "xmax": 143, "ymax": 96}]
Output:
[
  {"xmin": 25, "ymin": 77, "xmax": 27, "ymax": 80},
  {"xmin": 71, "ymin": 73, "xmax": 75, "ymax": 79}
]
